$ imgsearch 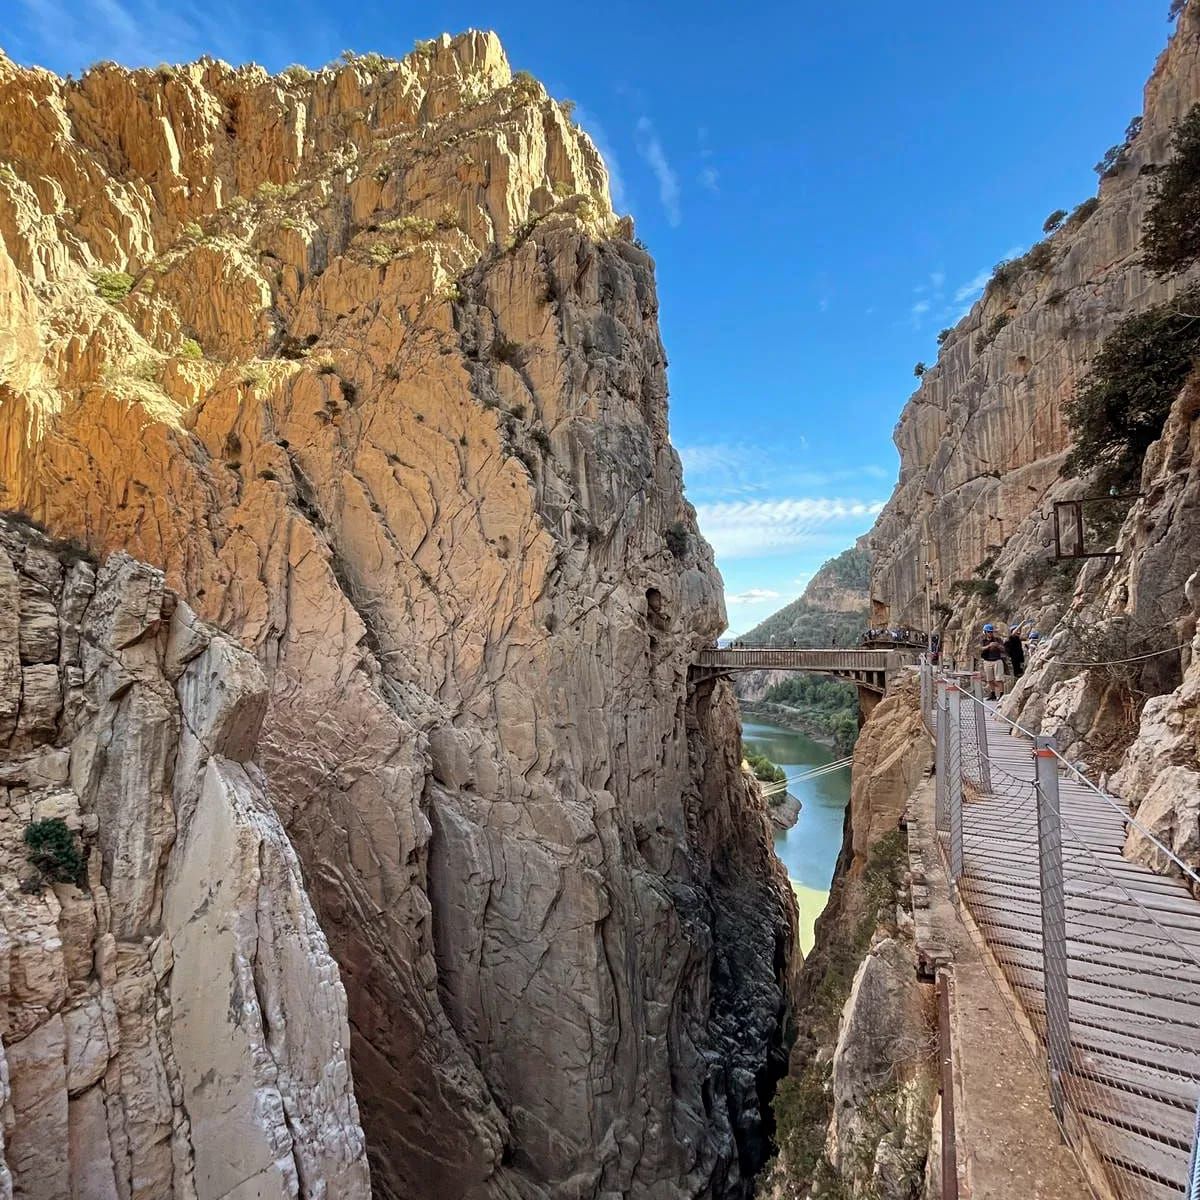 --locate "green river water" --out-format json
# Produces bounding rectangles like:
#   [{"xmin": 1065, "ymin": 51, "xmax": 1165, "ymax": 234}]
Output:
[{"xmin": 741, "ymin": 716, "xmax": 851, "ymax": 954}]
